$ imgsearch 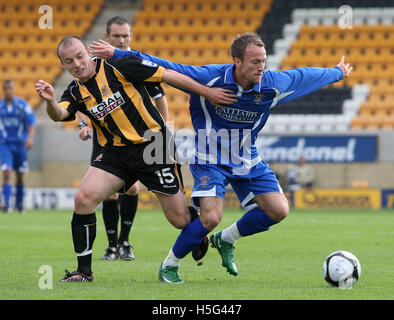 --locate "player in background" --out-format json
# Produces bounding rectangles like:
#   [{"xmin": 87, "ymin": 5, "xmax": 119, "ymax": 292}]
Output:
[
  {"xmin": 0, "ymin": 79, "xmax": 36, "ymax": 213},
  {"xmin": 79, "ymin": 16, "xmax": 208, "ymax": 262},
  {"xmin": 89, "ymin": 32, "xmax": 353, "ymax": 284},
  {"xmin": 35, "ymin": 36, "xmax": 236, "ymax": 282}
]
